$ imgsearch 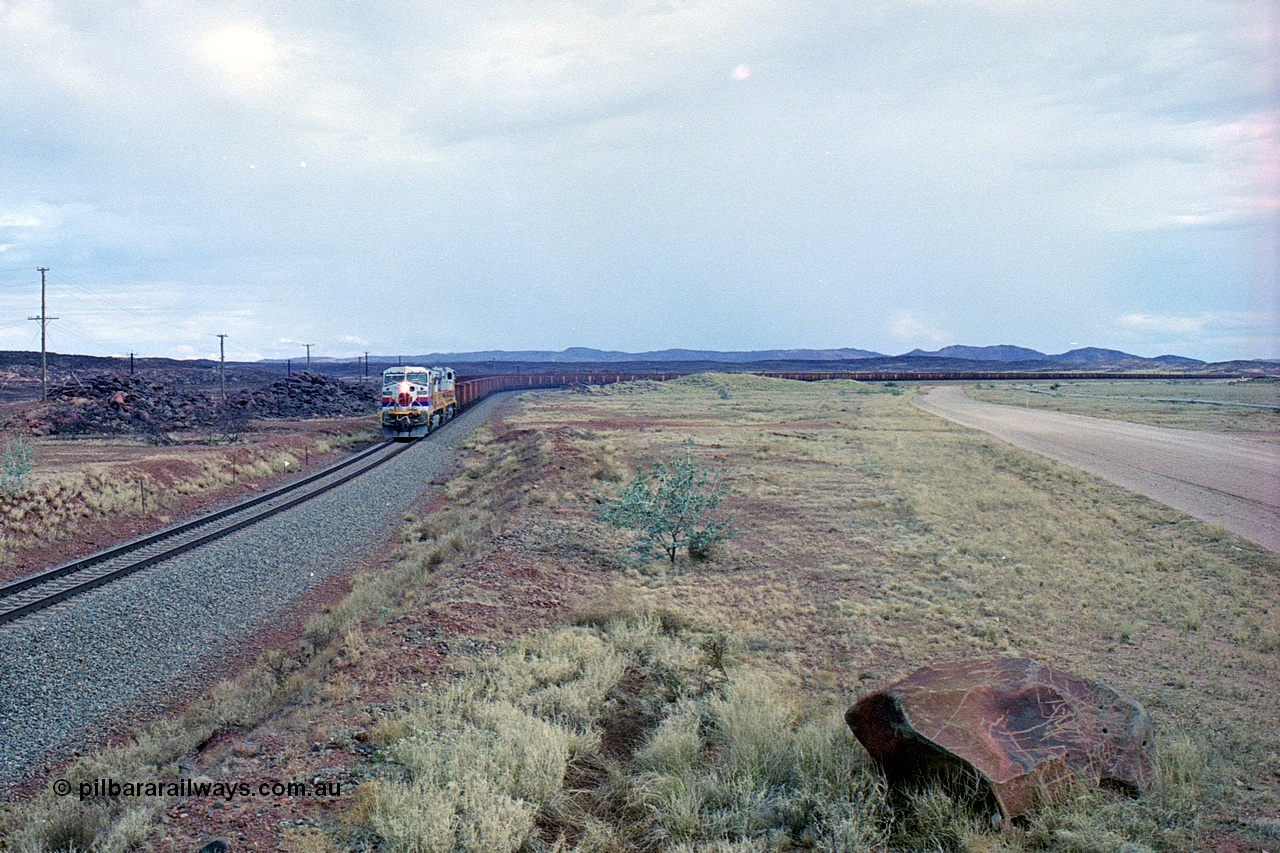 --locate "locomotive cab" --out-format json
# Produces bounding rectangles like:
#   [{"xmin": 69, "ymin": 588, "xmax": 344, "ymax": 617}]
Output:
[
  {"xmin": 380, "ymin": 365, "xmax": 457, "ymax": 439},
  {"xmin": 380, "ymin": 367, "xmax": 433, "ymax": 439}
]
